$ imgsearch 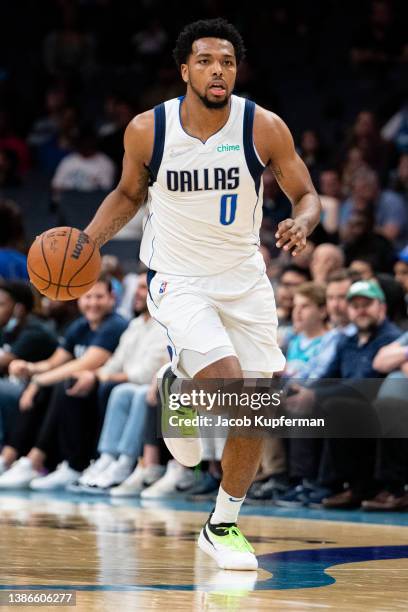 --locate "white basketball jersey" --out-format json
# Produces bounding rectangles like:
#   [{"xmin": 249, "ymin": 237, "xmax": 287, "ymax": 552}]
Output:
[{"xmin": 140, "ymin": 94, "xmax": 265, "ymax": 276}]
